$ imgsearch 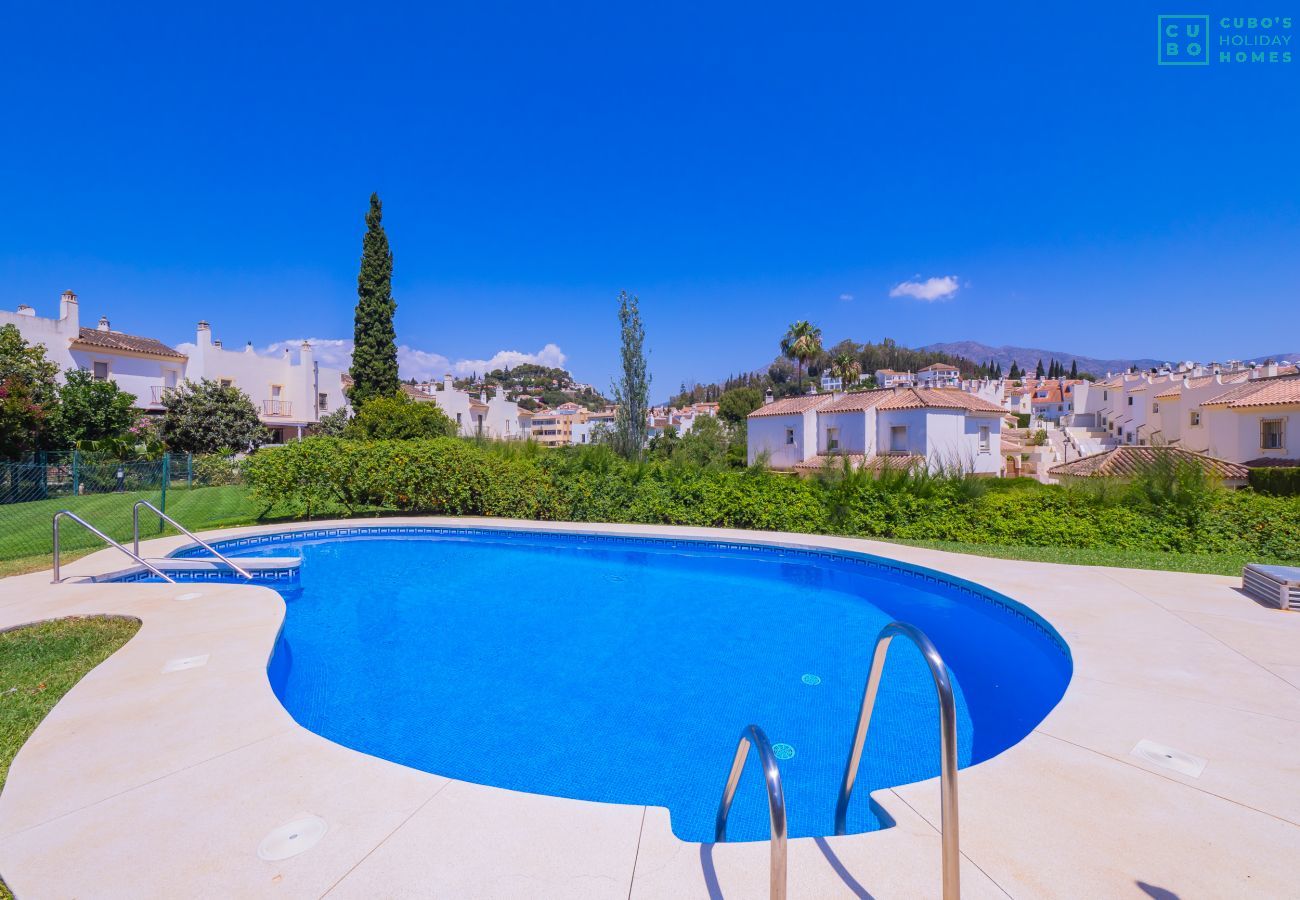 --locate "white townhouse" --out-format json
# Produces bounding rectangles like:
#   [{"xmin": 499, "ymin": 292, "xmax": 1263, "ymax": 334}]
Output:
[
  {"xmin": 1195, "ymin": 374, "xmax": 1300, "ymax": 465},
  {"xmin": 1067, "ymin": 366, "xmax": 1299, "ymax": 466},
  {"xmin": 874, "ymin": 369, "xmax": 915, "ymax": 389},
  {"xmin": 1, "ymin": 291, "xmax": 188, "ymax": 410},
  {"xmin": 184, "ymin": 322, "xmax": 349, "ymax": 443},
  {"xmin": 747, "ymin": 387, "xmax": 1006, "ymax": 475},
  {"xmin": 406, "ymin": 374, "xmax": 533, "ymax": 440},
  {"xmin": 2, "ymin": 292, "xmax": 350, "ymax": 442},
  {"xmin": 915, "ymin": 363, "xmax": 961, "ymax": 388}
]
